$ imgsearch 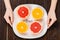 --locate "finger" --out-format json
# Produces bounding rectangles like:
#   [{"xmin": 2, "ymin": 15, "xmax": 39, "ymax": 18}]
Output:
[
  {"xmin": 47, "ymin": 16, "xmax": 50, "ymax": 28},
  {"xmin": 11, "ymin": 14, "xmax": 14, "ymax": 24},
  {"xmin": 48, "ymin": 19, "xmax": 55, "ymax": 29},
  {"xmin": 47, "ymin": 17, "xmax": 49, "ymax": 25},
  {"xmin": 4, "ymin": 16, "xmax": 12, "ymax": 26}
]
